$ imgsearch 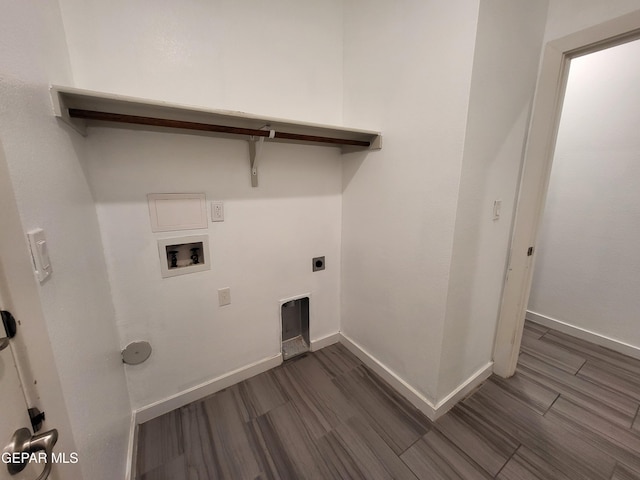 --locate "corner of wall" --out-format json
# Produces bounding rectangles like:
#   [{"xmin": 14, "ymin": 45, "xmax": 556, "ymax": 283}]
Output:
[
  {"xmin": 339, "ymin": 332, "xmax": 493, "ymax": 421},
  {"xmin": 438, "ymin": 0, "xmax": 548, "ymax": 401}
]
